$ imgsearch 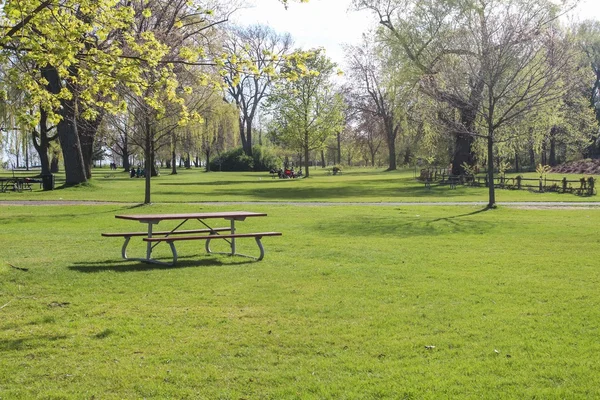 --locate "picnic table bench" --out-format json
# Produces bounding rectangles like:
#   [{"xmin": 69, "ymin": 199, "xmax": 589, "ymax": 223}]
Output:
[{"xmin": 102, "ymin": 211, "xmax": 282, "ymax": 266}]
